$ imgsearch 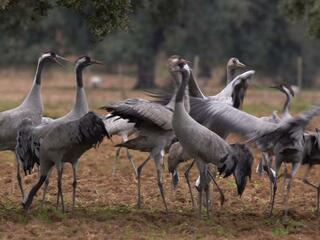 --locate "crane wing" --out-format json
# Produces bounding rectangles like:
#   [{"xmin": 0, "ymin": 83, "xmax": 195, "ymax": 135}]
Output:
[
  {"xmin": 102, "ymin": 99, "xmax": 173, "ymax": 131},
  {"xmin": 190, "ymin": 97, "xmax": 277, "ymax": 139},
  {"xmin": 247, "ymin": 105, "xmax": 320, "ymax": 151}
]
